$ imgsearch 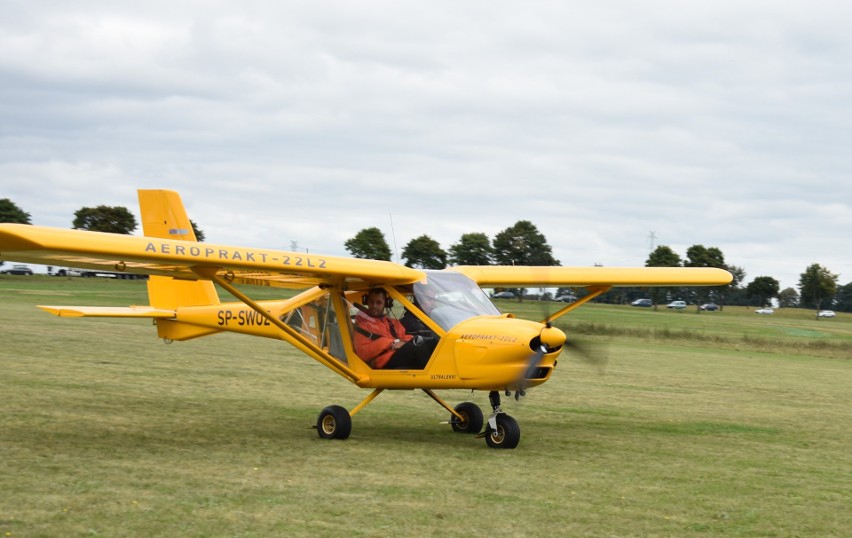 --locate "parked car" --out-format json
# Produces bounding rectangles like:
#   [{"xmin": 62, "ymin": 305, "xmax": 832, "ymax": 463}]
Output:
[
  {"xmin": 554, "ymin": 294, "xmax": 577, "ymax": 303},
  {"xmin": 817, "ymin": 310, "xmax": 836, "ymax": 318},
  {"xmin": 700, "ymin": 303, "xmax": 719, "ymax": 311},
  {"xmin": 1, "ymin": 264, "xmax": 33, "ymax": 275},
  {"xmin": 666, "ymin": 300, "xmax": 686, "ymax": 309},
  {"xmin": 492, "ymin": 291, "xmax": 515, "ymax": 299},
  {"xmin": 631, "ymin": 298, "xmax": 652, "ymax": 307},
  {"xmin": 755, "ymin": 307, "xmax": 774, "ymax": 315}
]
